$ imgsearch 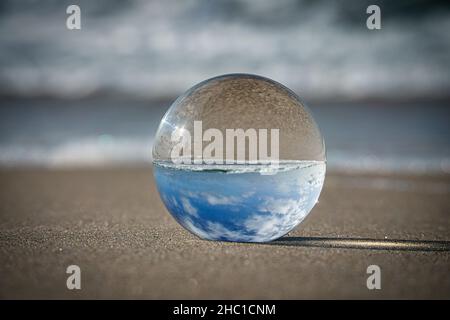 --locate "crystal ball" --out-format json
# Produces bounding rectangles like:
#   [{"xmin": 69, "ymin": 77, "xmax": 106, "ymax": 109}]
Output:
[{"xmin": 152, "ymin": 74, "xmax": 326, "ymax": 242}]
